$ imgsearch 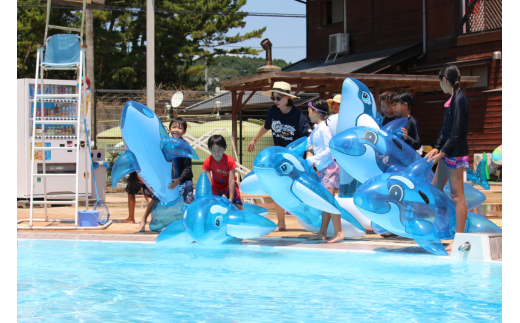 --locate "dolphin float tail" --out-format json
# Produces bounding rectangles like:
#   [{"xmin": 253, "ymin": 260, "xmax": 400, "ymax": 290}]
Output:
[
  {"xmin": 161, "ymin": 137, "xmax": 199, "ymax": 161},
  {"xmin": 465, "ymin": 211, "xmax": 502, "ymax": 234},
  {"xmin": 149, "ymin": 198, "xmax": 185, "ymax": 232},
  {"xmin": 408, "ymin": 219, "xmax": 448, "ymax": 256},
  {"xmin": 381, "ymin": 117, "xmax": 408, "ymax": 137},
  {"xmin": 467, "ymin": 159, "xmax": 490, "ymax": 190},
  {"xmin": 285, "ymin": 137, "xmax": 308, "ymax": 157},
  {"xmin": 156, "ymin": 220, "xmax": 194, "ymax": 246},
  {"xmin": 111, "ymin": 150, "xmax": 140, "ymax": 188},
  {"xmin": 226, "ymin": 211, "xmax": 277, "ymax": 239}
]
